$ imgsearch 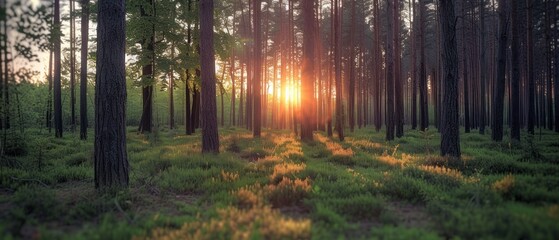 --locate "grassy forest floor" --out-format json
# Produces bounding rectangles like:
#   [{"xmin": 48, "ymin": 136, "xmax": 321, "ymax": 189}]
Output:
[{"xmin": 1, "ymin": 126, "xmax": 559, "ymax": 239}]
